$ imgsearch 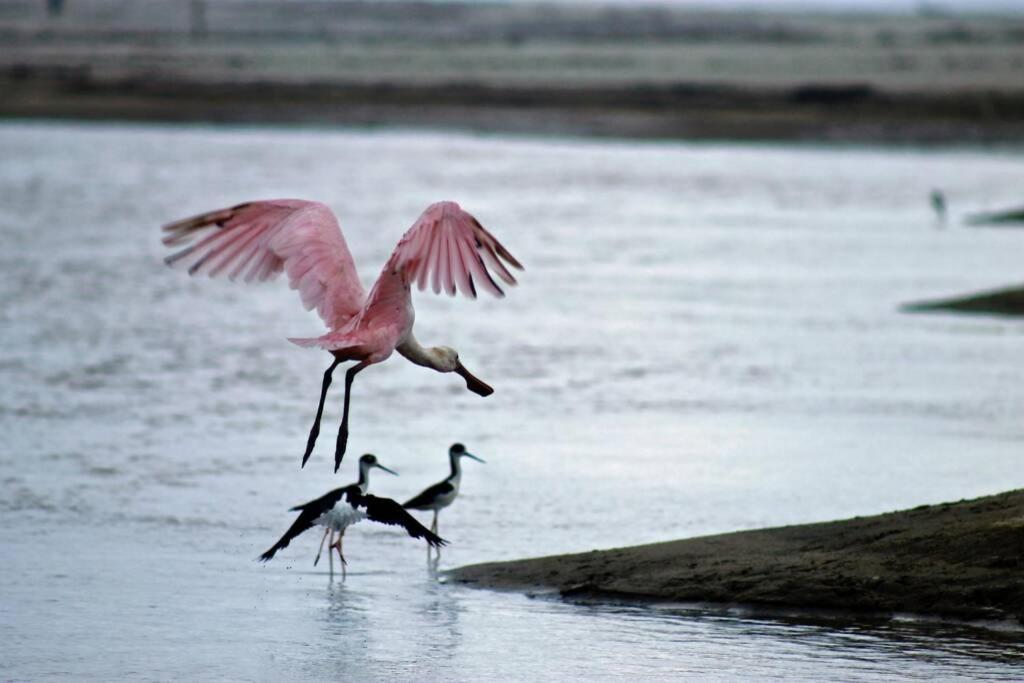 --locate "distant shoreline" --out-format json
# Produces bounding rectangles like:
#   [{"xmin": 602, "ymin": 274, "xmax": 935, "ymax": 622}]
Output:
[
  {"xmin": 6, "ymin": 2, "xmax": 1023, "ymax": 142},
  {"xmin": 448, "ymin": 490, "xmax": 1024, "ymax": 624},
  {"xmin": 5, "ymin": 75, "xmax": 1024, "ymax": 143}
]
